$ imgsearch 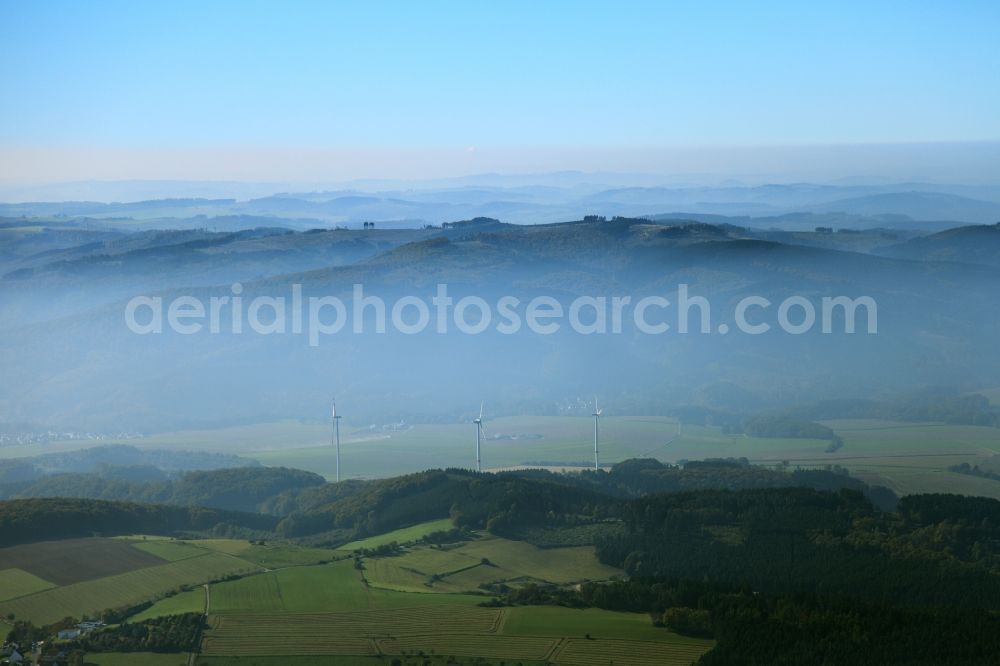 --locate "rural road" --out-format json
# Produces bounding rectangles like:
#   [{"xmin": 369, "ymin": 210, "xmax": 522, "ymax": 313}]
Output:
[{"xmin": 188, "ymin": 584, "xmax": 211, "ymax": 666}]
